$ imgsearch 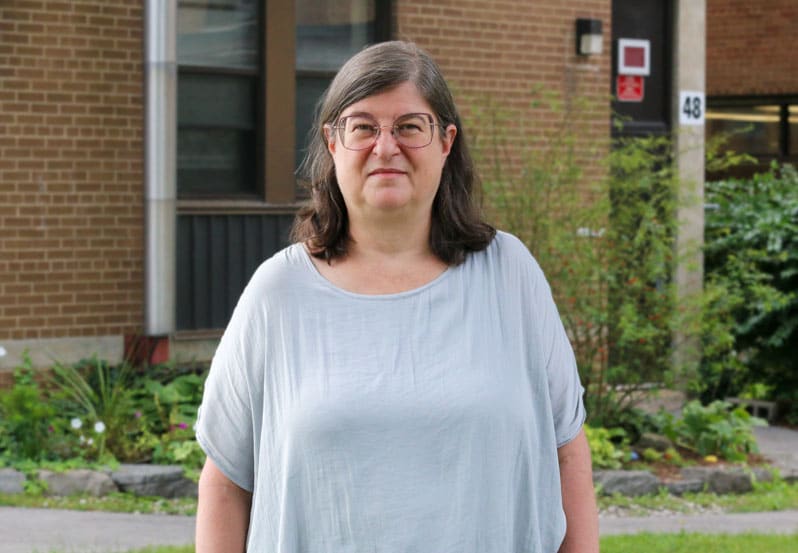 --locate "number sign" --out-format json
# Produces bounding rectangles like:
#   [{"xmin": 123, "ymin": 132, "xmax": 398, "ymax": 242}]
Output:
[{"xmin": 679, "ymin": 91, "xmax": 705, "ymax": 126}]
